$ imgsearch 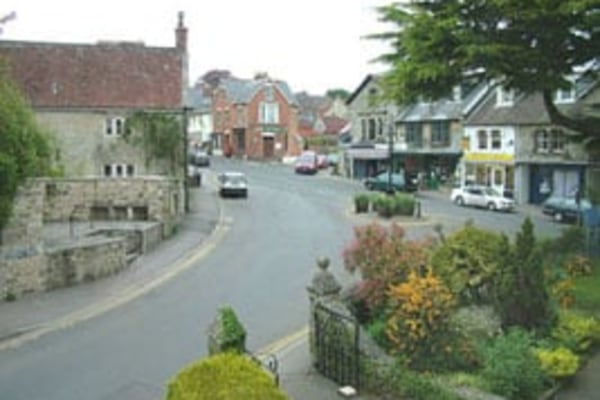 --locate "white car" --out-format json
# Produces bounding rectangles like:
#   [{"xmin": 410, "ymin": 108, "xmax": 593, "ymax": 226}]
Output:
[
  {"xmin": 450, "ymin": 185, "xmax": 515, "ymax": 212},
  {"xmin": 218, "ymin": 171, "xmax": 248, "ymax": 198}
]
